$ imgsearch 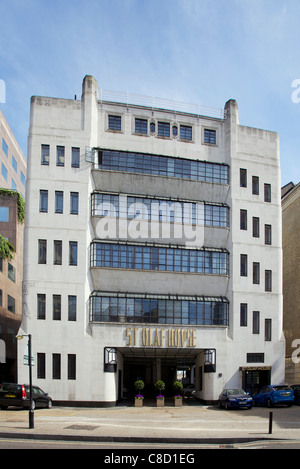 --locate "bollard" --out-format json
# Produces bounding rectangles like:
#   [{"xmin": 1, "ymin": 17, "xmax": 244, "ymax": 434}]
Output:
[{"xmin": 268, "ymin": 411, "xmax": 273, "ymax": 434}]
